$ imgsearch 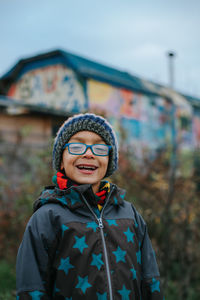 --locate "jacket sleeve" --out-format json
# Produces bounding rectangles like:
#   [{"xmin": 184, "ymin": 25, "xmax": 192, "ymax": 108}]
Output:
[
  {"xmin": 133, "ymin": 207, "xmax": 164, "ymax": 299},
  {"xmin": 16, "ymin": 205, "xmax": 59, "ymax": 300}
]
